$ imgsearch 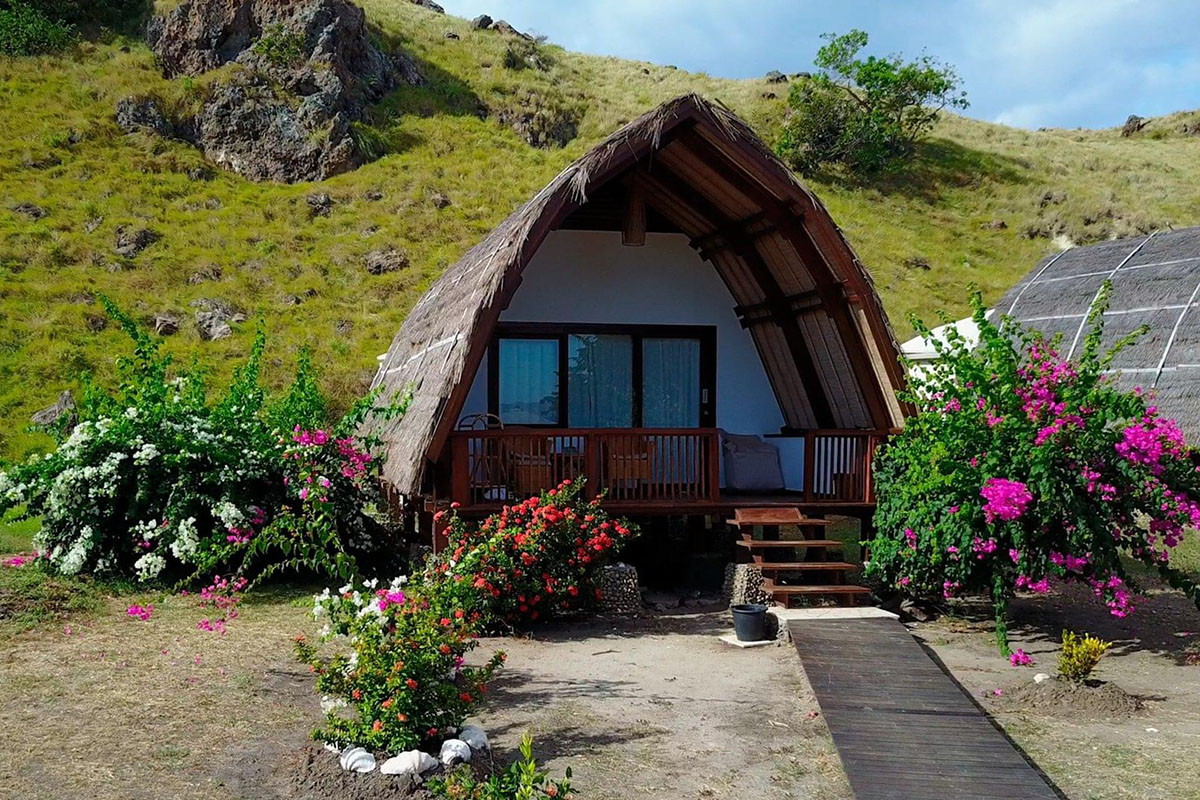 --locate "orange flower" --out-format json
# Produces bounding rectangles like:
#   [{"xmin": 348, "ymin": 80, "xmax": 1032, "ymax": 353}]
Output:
[
  {"xmin": 372, "ymin": 719, "xmax": 382, "ymax": 732},
  {"xmin": 406, "ymin": 678, "xmax": 418, "ymax": 690},
  {"xmin": 382, "ymin": 698, "xmax": 393, "ymax": 709},
  {"xmin": 396, "ymin": 712, "xmax": 408, "ymax": 722}
]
